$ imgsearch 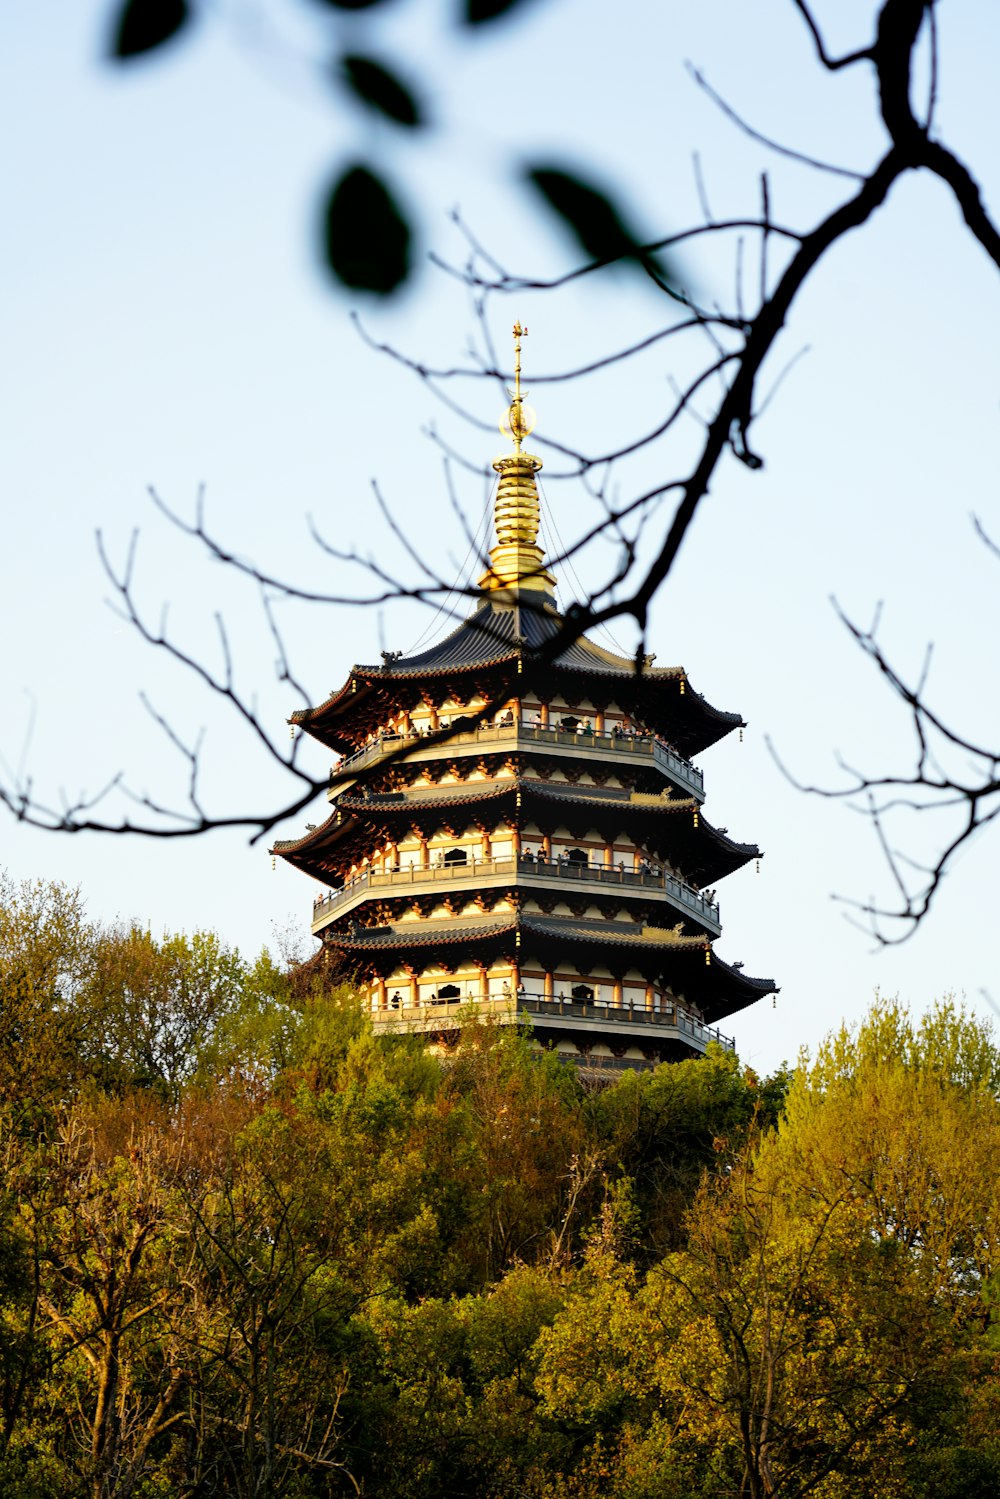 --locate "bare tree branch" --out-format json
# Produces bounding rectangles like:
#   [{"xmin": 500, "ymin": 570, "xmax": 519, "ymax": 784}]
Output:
[{"xmin": 6, "ymin": 0, "xmax": 1000, "ymax": 948}]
